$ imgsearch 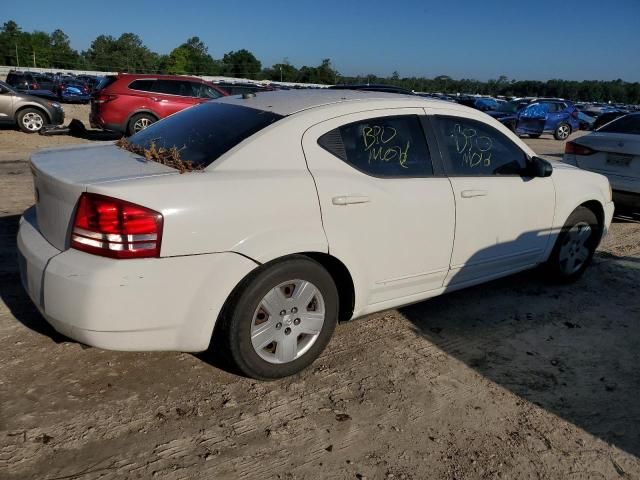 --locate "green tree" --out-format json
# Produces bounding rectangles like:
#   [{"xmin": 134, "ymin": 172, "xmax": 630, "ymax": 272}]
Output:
[{"xmin": 220, "ymin": 49, "xmax": 261, "ymax": 79}]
